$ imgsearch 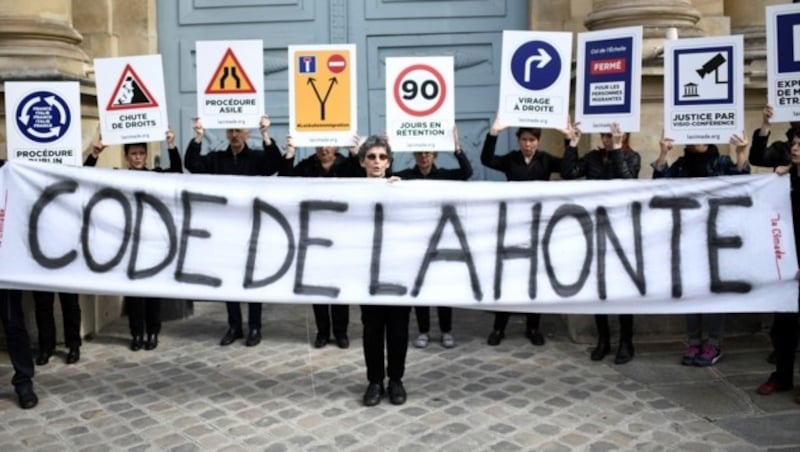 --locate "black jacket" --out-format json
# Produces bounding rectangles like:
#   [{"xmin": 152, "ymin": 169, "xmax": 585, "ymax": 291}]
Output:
[
  {"xmin": 279, "ymin": 152, "xmax": 363, "ymax": 178},
  {"xmin": 184, "ymin": 139, "xmax": 281, "ymax": 176},
  {"xmin": 481, "ymin": 133, "xmax": 561, "ymax": 181},
  {"xmin": 392, "ymin": 152, "xmax": 473, "ymax": 180},
  {"xmin": 561, "ymin": 142, "xmax": 641, "ymax": 180},
  {"xmin": 83, "ymin": 147, "xmax": 182, "ymax": 172}
]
